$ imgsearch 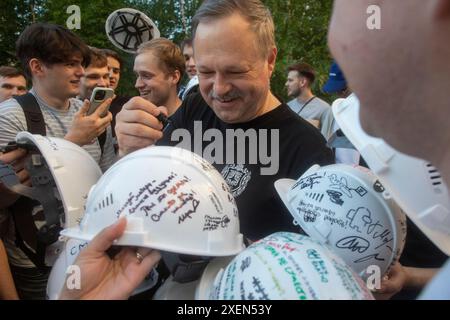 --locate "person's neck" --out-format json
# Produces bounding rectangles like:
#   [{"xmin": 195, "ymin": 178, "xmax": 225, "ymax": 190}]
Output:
[
  {"xmin": 254, "ymin": 91, "xmax": 281, "ymax": 119},
  {"xmin": 165, "ymin": 92, "xmax": 182, "ymax": 117},
  {"xmin": 33, "ymin": 84, "xmax": 70, "ymax": 110},
  {"xmin": 297, "ymin": 89, "xmax": 314, "ymax": 104}
]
